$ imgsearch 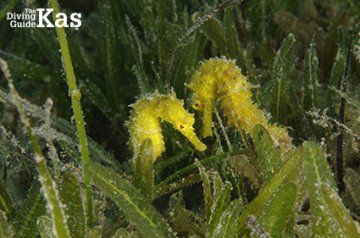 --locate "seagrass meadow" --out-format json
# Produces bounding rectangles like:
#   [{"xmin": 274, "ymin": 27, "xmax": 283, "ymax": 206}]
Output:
[{"xmin": 0, "ymin": 0, "xmax": 360, "ymax": 237}]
